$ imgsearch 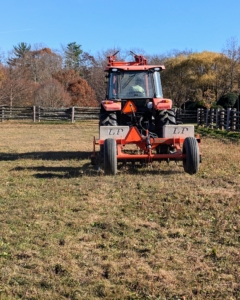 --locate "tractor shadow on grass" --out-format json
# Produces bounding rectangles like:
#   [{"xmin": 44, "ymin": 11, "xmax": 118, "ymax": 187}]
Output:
[
  {"xmin": 5, "ymin": 151, "xmax": 184, "ymax": 178},
  {"xmin": 12, "ymin": 162, "xmax": 101, "ymax": 178},
  {"xmin": 4, "ymin": 151, "xmax": 97, "ymax": 179},
  {"xmin": 11, "ymin": 162, "xmax": 184, "ymax": 179},
  {"xmin": 13, "ymin": 165, "xmax": 88, "ymax": 179},
  {"xmin": 0, "ymin": 151, "xmax": 92, "ymax": 161}
]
